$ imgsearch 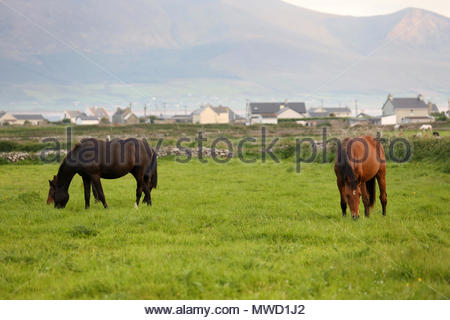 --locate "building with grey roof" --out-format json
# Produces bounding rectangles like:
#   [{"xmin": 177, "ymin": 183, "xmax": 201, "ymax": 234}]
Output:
[
  {"xmin": 171, "ymin": 114, "xmax": 192, "ymax": 123},
  {"xmin": 64, "ymin": 110, "xmax": 85, "ymax": 123},
  {"xmin": 249, "ymin": 101, "xmax": 307, "ymax": 124},
  {"xmin": 0, "ymin": 111, "xmax": 16, "ymax": 125},
  {"xmin": 250, "ymin": 102, "xmax": 306, "ymax": 116},
  {"xmin": 11, "ymin": 114, "xmax": 47, "ymax": 125},
  {"xmin": 112, "ymin": 106, "xmax": 139, "ymax": 125},
  {"xmin": 88, "ymin": 106, "xmax": 110, "ymax": 121},
  {"xmin": 381, "ymin": 94, "xmax": 438, "ymax": 125}
]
